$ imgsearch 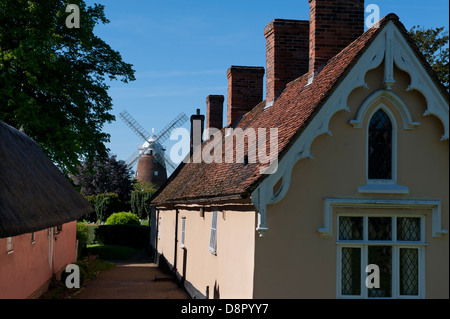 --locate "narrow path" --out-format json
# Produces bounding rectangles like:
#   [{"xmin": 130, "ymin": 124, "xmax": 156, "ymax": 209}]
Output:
[{"xmin": 74, "ymin": 253, "xmax": 190, "ymax": 299}]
